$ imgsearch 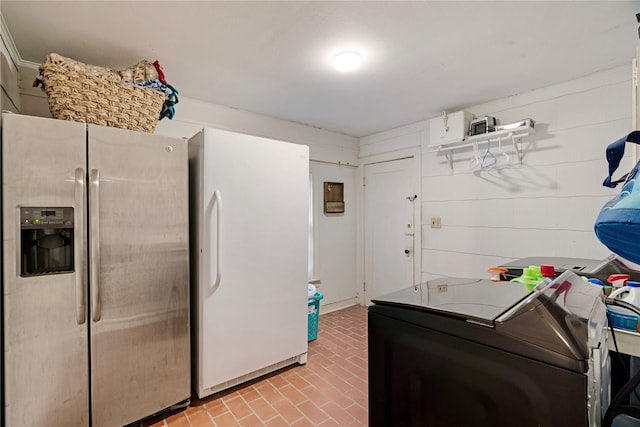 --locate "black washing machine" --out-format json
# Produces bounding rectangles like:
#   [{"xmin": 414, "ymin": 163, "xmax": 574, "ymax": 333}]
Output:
[{"xmin": 369, "ymin": 271, "xmax": 610, "ymax": 427}]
